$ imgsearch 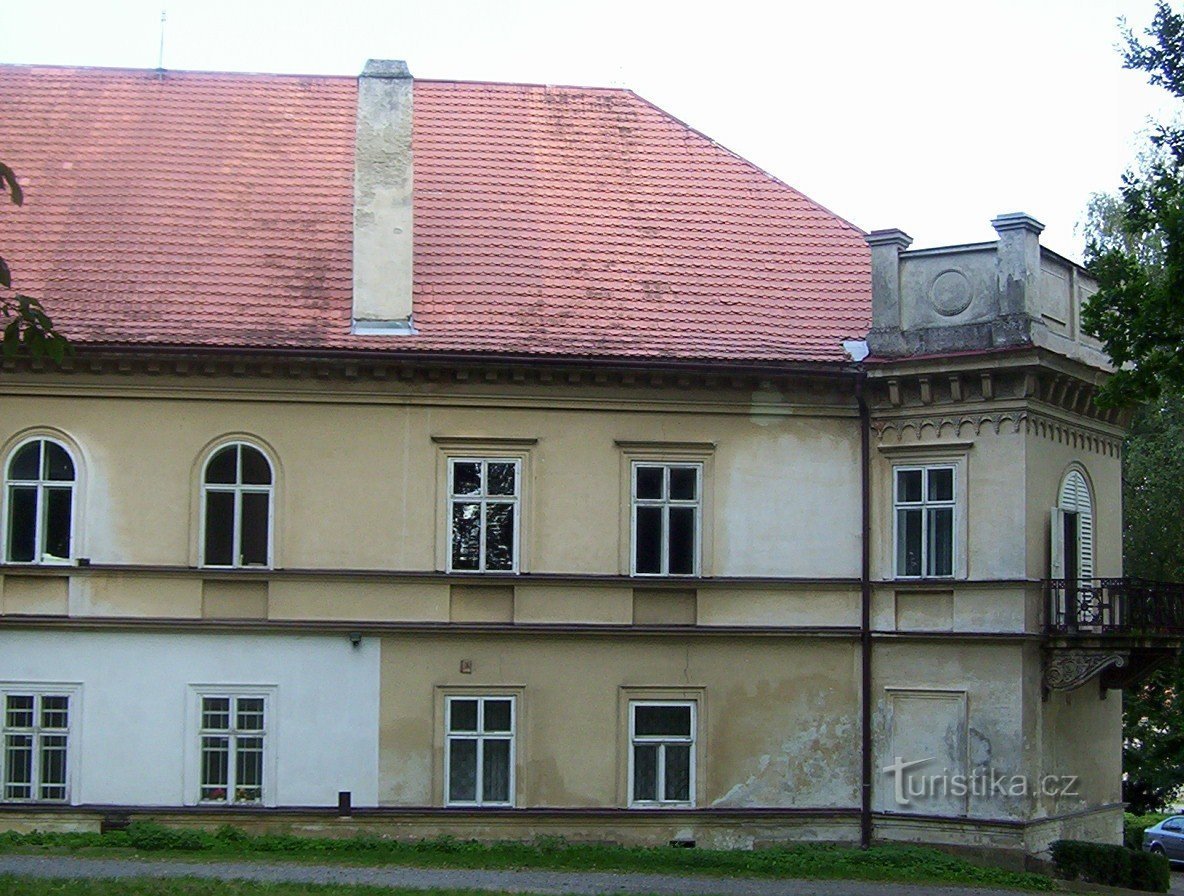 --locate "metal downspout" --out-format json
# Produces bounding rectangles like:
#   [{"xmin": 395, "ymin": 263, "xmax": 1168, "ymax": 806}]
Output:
[{"xmin": 856, "ymin": 370, "xmax": 873, "ymax": 848}]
